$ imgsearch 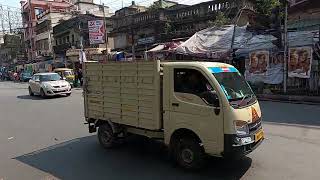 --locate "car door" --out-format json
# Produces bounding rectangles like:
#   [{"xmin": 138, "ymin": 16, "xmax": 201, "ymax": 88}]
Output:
[
  {"xmin": 29, "ymin": 76, "xmax": 36, "ymax": 91},
  {"xmin": 33, "ymin": 75, "xmax": 41, "ymax": 93},
  {"xmin": 169, "ymin": 68, "xmax": 224, "ymax": 155}
]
